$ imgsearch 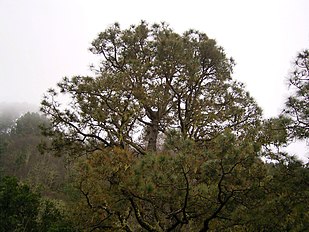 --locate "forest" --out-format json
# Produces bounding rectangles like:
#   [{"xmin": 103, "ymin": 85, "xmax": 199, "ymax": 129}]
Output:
[{"xmin": 0, "ymin": 22, "xmax": 308, "ymax": 231}]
